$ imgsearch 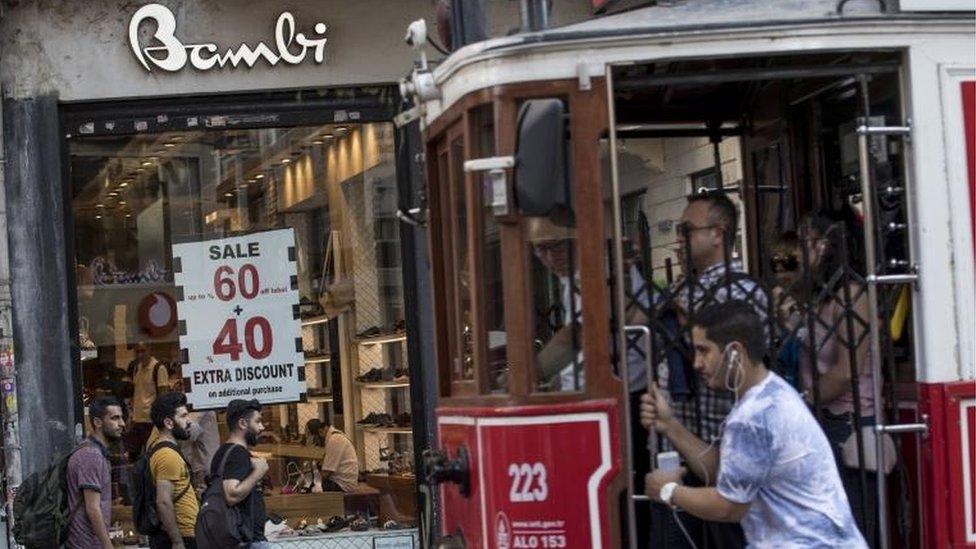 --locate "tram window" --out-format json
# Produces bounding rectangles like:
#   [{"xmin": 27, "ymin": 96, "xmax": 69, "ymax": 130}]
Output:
[
  {"xmin": 528, "ymin": 217, "xmax": 583, "ymax": 392},
  {"xmin": 470, "ymin": 105, "xmax": 509, "ymax": 394},
  {"xmin": 450, "ymin": 137, "xmax": 475, "ymax": 381}
]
